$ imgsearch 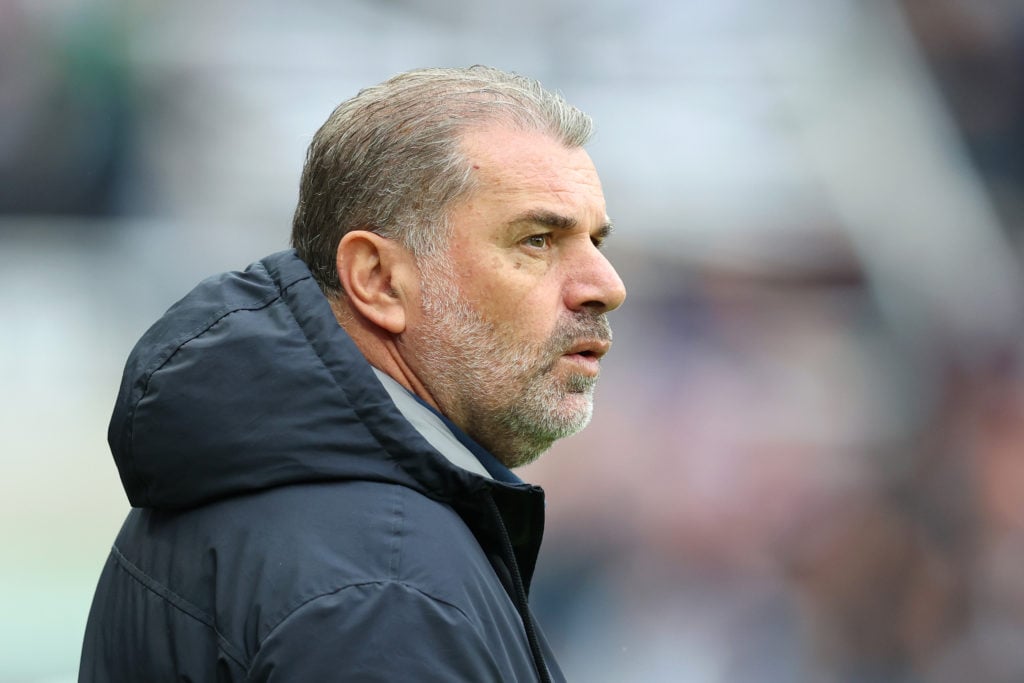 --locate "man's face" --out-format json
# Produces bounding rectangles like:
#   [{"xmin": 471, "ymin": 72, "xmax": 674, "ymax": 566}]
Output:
[{"xmin": 400, "ymin": 126, "xmax": 627, "ymax": 468}]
